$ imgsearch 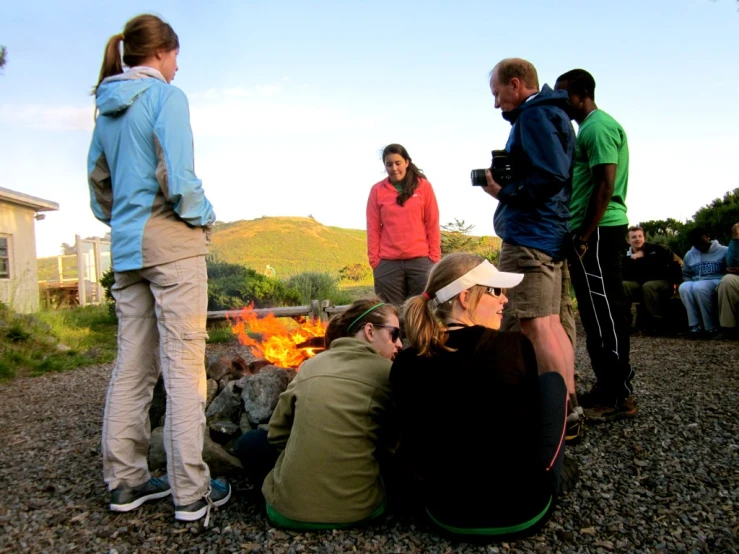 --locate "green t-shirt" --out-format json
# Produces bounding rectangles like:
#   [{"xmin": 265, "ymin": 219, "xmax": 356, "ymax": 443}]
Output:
[{"xmin": 570, "ymin": 109, "xmax": 629, "ymax": 230}]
